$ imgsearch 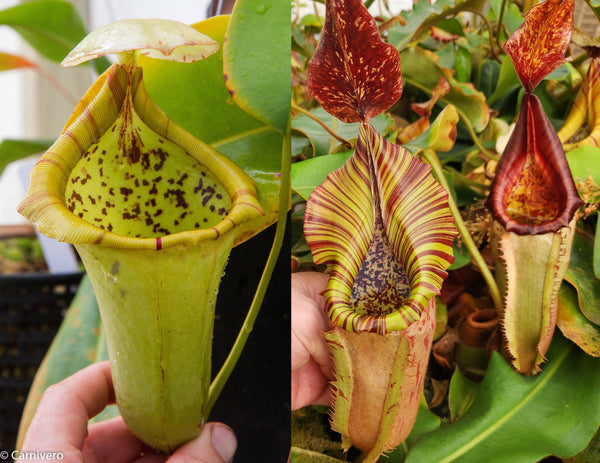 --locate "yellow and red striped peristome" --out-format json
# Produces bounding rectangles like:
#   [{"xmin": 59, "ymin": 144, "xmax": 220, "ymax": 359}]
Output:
[
  {"xmin": 302, "ymin": 0, "xmax": 457, "ymax": 458},
  {"xmin": 305, "ymin": 122, "xmax": 456, "ymax": 334}
]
